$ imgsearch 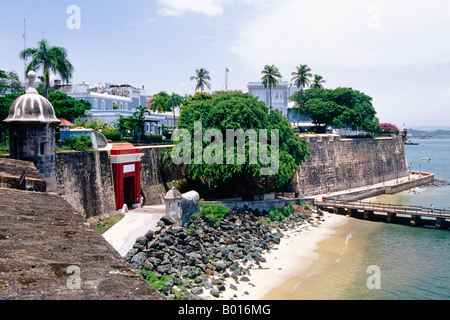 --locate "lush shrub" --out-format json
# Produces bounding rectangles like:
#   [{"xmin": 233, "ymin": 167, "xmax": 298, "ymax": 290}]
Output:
[
  {"xmin": 282, "ymin": 203, "xmax": 293, "ymax": 217},
  {"xmin": 268, "ymin": 207, "xmax": 284, "ymax": 222},
  {"xmin": 142, "ymin": 134, "xmax": 163, "ymax": 142},
  {"xmin": 191, "ymin": 201, "xmax": 229, "ymax": 225},
  {"xmin": 268, "ymin": 203, "xmax": 293, "ymax": 222},
  {"xmin": 121, "ymin": 136, "xmax": 135, "ymax": 143},
  {"xmin": 103, "ymin": 131, "xmax": 121, "ymax": 141},
  {"xmin": 380, "ymin": 123, "xmax": 399, "ymax": 134},
  {"xmin": 58, "ymin": 134, "xmax": 93, "ymax": 151}
]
